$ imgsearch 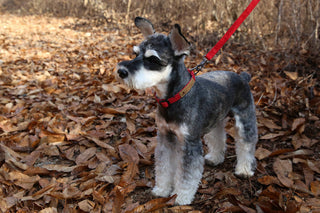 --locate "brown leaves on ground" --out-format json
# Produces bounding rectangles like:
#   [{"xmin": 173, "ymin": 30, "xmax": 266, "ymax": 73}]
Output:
[{"xmin": 0, "ymin": 14, "xmax": 319, "ymax": 212}]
